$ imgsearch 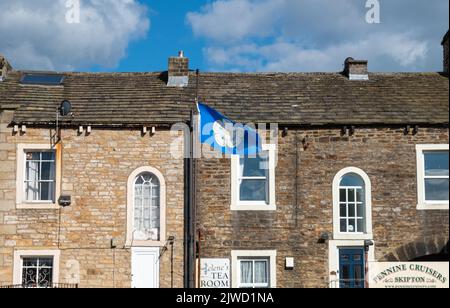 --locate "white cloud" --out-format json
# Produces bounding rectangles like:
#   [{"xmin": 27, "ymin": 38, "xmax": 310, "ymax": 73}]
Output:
[
  {"xmin": 188, "ymin": 0, "xmax": 448, "ymax": 72},
  {"xmin": 187, "ymin": 0, "xmax": 284, "ymax": 42},
  {"xmin": 0, "ymin": 0, "xmax": 150, "ymax": 71},
  {"xmin": 205, "ymin": 33, "xmax": 428, "ymax": 72}
]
